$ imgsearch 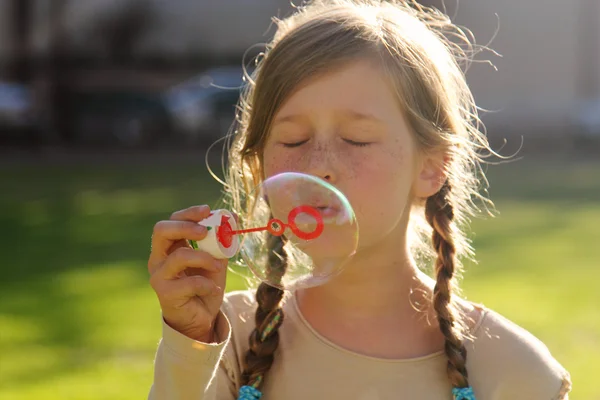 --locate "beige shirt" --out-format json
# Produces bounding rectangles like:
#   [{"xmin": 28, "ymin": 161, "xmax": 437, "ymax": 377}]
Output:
[{"xmin": 149, "ymin": 290, "xmax": 571, "ymax": 399}]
